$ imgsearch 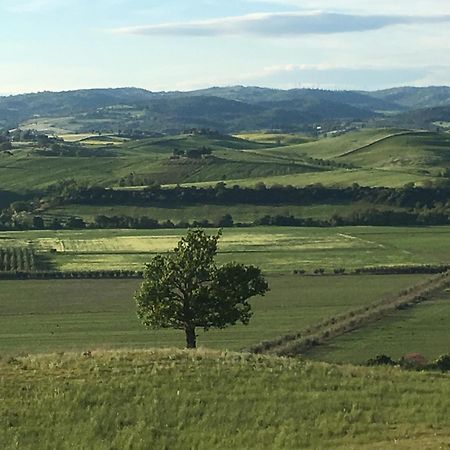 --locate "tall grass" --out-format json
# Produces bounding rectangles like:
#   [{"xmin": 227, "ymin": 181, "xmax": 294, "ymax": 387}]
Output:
[{"xmin": 0, "ymin": 349, "xmax": 449, "ymax": 449}]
